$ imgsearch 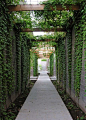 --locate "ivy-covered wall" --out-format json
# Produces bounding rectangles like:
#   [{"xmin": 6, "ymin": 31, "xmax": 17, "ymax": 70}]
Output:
[
  {"xmin": 57, "ymin": 38, "xmax": 66, "ymax": 90},
  {"xmin": 33, "ymin": 54, "xmax": 38, "ymax": 76},
  {"xmin": 50, "ymin": 53, "xmax": 54, "ymax": 76},
  {"xmin": 72, "ymin": 2, "xmax": 86, "ymax": 112},
  {"xmin": 55, "ymin": 46, "xmax": 58, "ymax": 80},
  {"xmin": 0, "ymin": 0, "xmax": 86, "ymax": 116},
  {"xmin": 0, "ymin": 2, "xmax": 31, "ymax": 116},
  {"xmin": 20, "ymin": 33, "xmax": 30, "ymax": 92},
  {"xmin": 0, "ymin": 2, "xmax": 15, "ymax": 115},
  {"xmin": 56, "ymin": 2, "xmax": 86, "ymax": 113}
]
